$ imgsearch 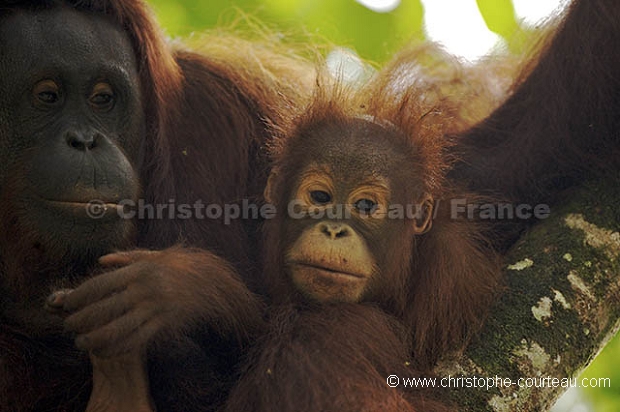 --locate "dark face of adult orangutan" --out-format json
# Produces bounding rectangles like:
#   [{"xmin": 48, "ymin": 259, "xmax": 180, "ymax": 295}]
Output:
[{"xmin": 0, "ymin": 8, "xmax": 142, "ymax": 328}]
